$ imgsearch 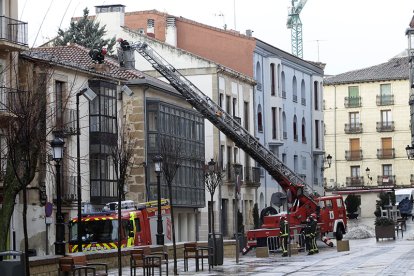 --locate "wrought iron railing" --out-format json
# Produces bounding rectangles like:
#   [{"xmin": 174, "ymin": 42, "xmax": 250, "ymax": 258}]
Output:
[{"xmin": 0, "ymin": 16, "xmax": 28, "ymax": 46}]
